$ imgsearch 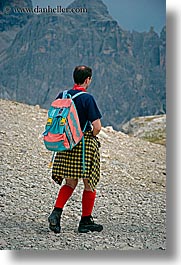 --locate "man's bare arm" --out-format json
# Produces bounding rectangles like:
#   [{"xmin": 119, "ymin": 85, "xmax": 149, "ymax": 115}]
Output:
[{"xmin": 92, "ymin": 119, "xmax": 101, "ymax": 136}]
